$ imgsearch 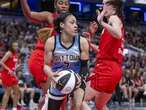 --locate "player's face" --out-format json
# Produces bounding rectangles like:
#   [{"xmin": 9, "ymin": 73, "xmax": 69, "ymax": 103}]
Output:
[
  {"xmin": 102, "ymin": 0, "xmax": 115, "ymax": 17},
  {"xmin": 56, "ymin": 0, "xmax": 70, "ymax": 13},
  {"xmin": 61, "ymin": 15, "xmax": 78, "ymax": 37},
  {"xmin": 12, "ymin": 42, "xmax": 18, "ymax": 52}
]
